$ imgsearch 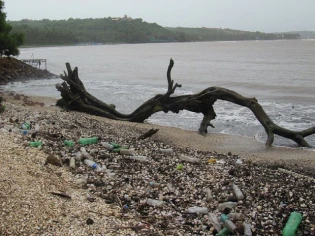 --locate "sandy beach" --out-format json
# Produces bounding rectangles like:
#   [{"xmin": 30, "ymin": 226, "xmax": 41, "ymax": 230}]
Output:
[{"xmin": 0, "ymin": 91, "xmax": 314, "ymax": 235}]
